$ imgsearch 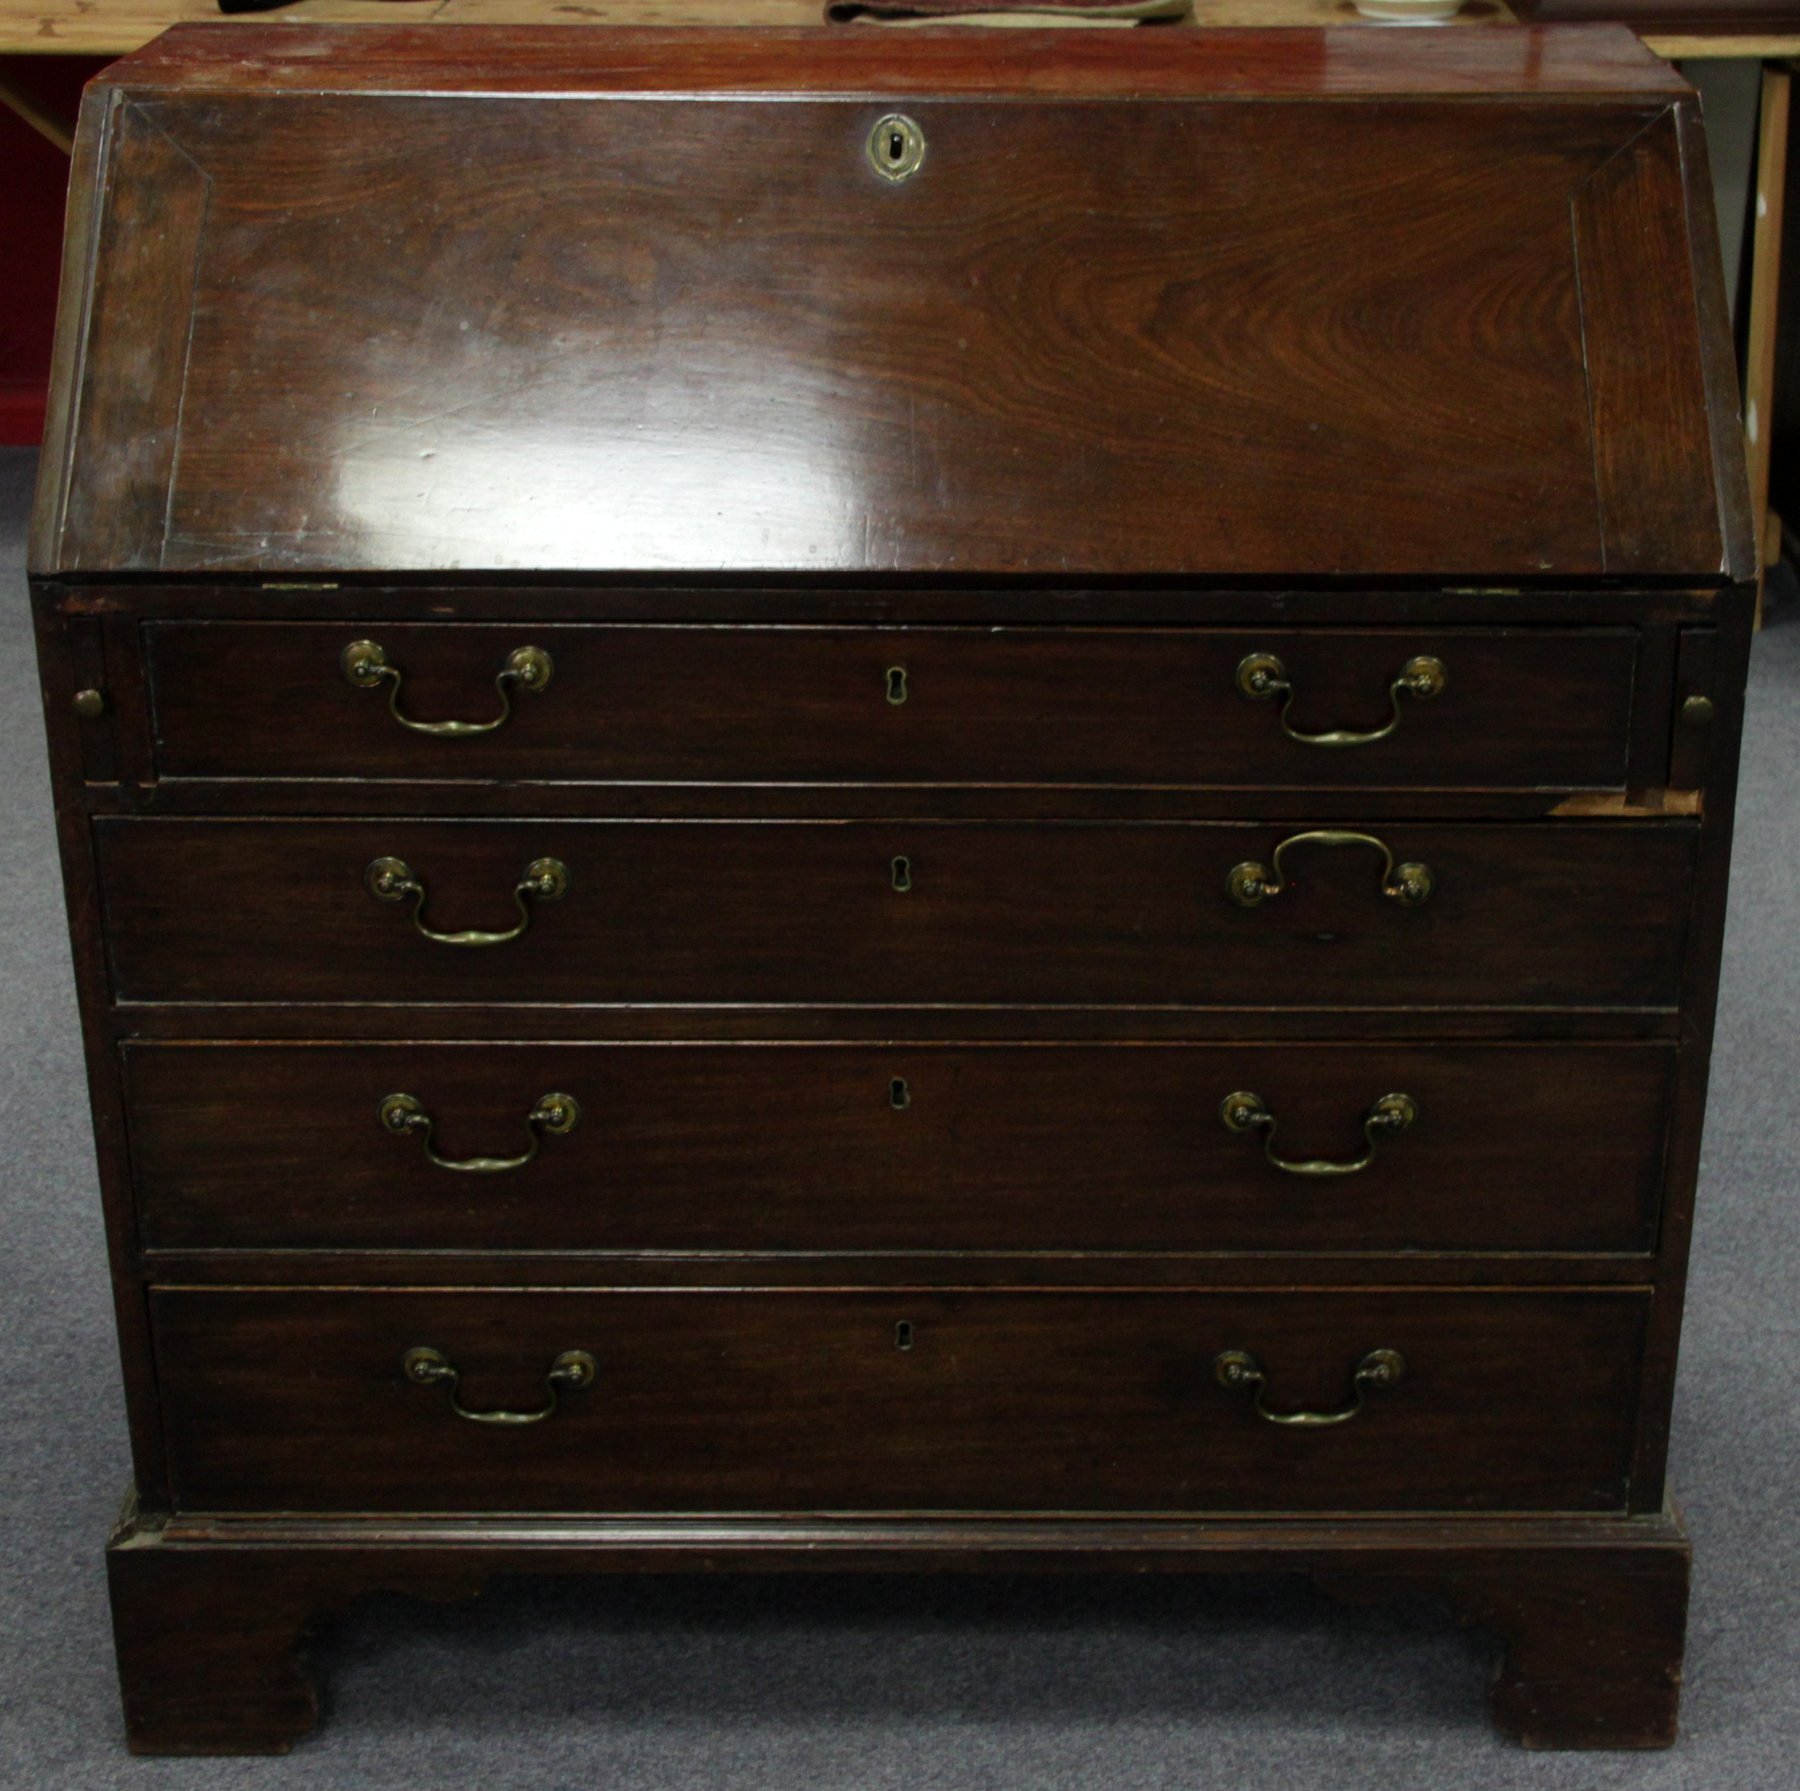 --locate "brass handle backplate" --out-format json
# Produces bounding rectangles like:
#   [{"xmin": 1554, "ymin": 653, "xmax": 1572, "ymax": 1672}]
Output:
[
  {"xmin": 1220, "ymin": 1090, "xmax": 1417, "ymax": 1177},
  {"xmin": 379, "ymin": 1090, "xmax": 580, "ymax": 1173},
  {"xmin": 1227, "ymin": 830, "xmax": 1432, "ymax": 909},
  {"xmin": 1214, "ymin": 1347, "xmax": 1406, "ymax": 1427},
  {"xmin": 1236, "ymin": 651, "xmax": 1445, "ymax": 747},
  {"xmin": 402, "ymin": 1346, "xmax": 596, "ymax": 1426},
  {"xmin": 365, "ymin": 854, "xmax": 568, "ymax": 946},
  {"xmin": 342, "ymin": 638, "xmax": 553, "ymax": 736}
]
